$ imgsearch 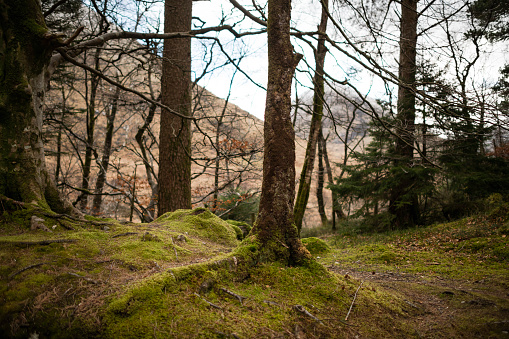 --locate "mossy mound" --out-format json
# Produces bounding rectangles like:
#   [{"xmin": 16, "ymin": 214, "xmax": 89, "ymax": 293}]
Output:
[
  {"xmin": 0, "ymin": 207, "xmax": 240, "ymax": 338},
  {"xmin": 301, "ymin": 237, "xmax": 330, "ymax": 256},
  {"xmin": 102, "ymin": 257, "xmax": 414, "ymax": 338},
  {"xmin": 154, "ymin": 208, "xmax": 238, "ymax": 246}
]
